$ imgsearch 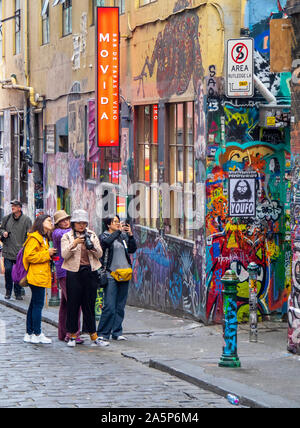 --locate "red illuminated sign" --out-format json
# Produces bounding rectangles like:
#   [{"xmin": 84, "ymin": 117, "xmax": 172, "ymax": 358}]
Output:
[{"xmin": 96, "ymin": 7, "xmax": 120, "ymax": 147}]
